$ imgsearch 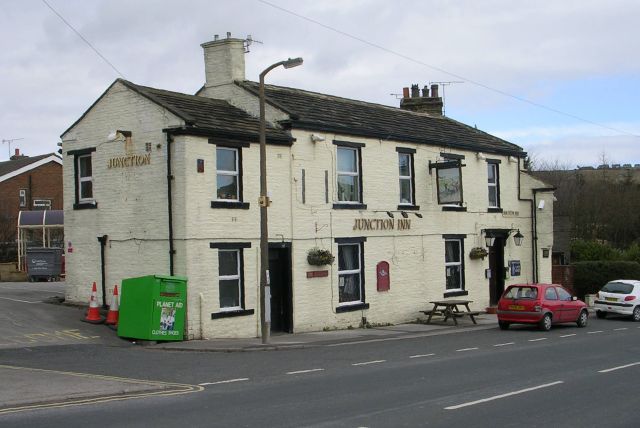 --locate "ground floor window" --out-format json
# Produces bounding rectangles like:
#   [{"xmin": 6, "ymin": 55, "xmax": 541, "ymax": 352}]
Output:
[
  {"xmin": 218, "ymin": 249, "xmax": 242, "ymax": 310},
  {"xmin": 444, "ymin": 238, "xmax": 464, "ymax": 291},
  {"xmin": 338, "ymin": 243, "xmax": 363, "ymax": 304}
]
